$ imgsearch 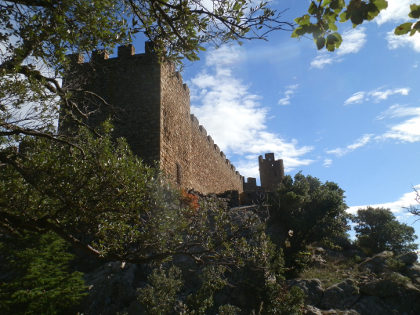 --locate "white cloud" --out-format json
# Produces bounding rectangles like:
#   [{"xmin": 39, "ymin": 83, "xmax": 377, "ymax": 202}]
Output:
[
  {"xmin": 337, "ymin": 28, "xmax": 367, "ymax": 55},
  {"xmin": 344, "ymin": 87, "xmax": 410, "ymax": 105},
  {"xmin": 327, "ymin": 134, "xmax": 373, "ymax": 157},
  {"xmin": 386, "ymin": 31, "xmax": 420, "ymax": 53},
  {"xmin": 278, "ymin": 84, "xmax": 299, "ymax": 105},
  {"xmin": 189, "ymin": 46, "xmax": 313, "ymax": 176},
  {"xmin": 378, "ymin": 105, "xmax": 420, "ymax": 143},
  {"xmin": 323, "ymin": 158, "xmax": 332, "ymax": 167},
  {"xmin": 344, "ymin": 92, "xmax": 366, "ymax": 105},
  {"xmin": 310, "ymin": 28, "xmax": 367, "ymax": 68},
  {"xmin": 348, "ymin": 184, "xmax": 420, "ymax": 214},
  {"xmin": 376, "ymin": 0, "xmax": 416, "ymax": 25},
  {"xmin": 310, "ymin": 55, "xmax": 335, "ymax": 69}
]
